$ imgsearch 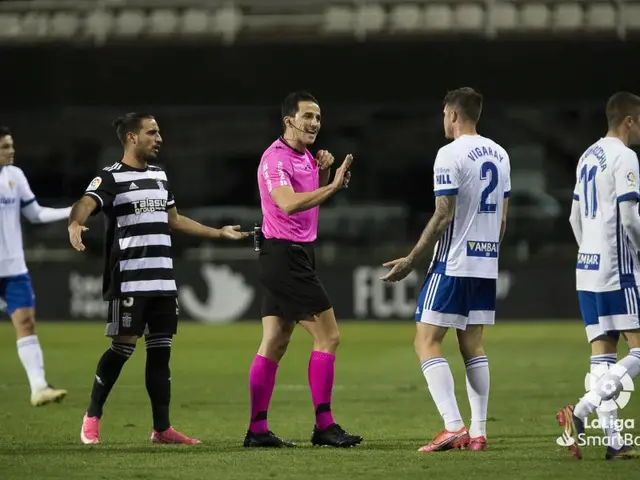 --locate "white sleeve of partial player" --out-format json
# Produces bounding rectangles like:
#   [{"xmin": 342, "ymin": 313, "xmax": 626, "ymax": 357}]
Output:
[
  {"xmin": 619, "ymin": 200, "xmax": 640, "ymax": 252},
  {"xmin": 569, "ymin": 200, "xmax": 582, "ymax": 246},
  {"xmin": 21, "ymin": 201, "xmax": 72, "ymax": 224}
]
